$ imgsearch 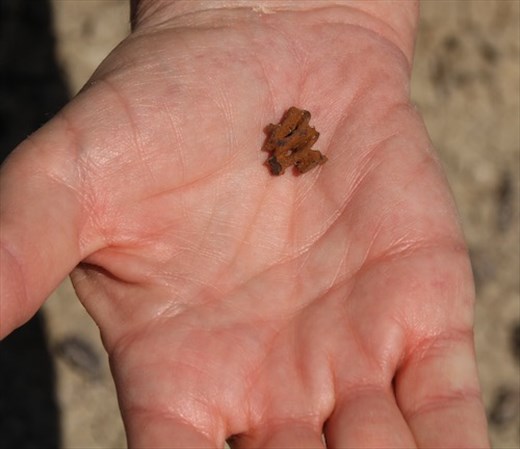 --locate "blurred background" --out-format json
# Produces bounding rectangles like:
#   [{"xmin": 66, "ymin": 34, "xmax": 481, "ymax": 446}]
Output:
[{"xmin": 0, "ymin": 1, "xmax": 518, "ymax": 447}]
